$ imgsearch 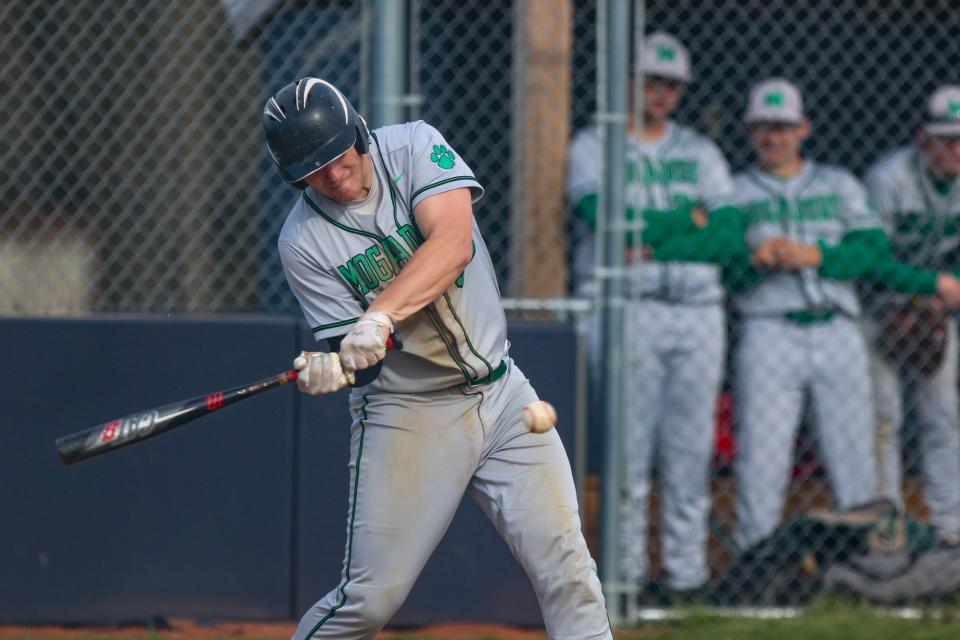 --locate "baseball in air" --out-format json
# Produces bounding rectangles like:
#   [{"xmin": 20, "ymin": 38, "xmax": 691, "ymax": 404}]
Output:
[{"xmin": 522, "ymin": 400, "xmax": 557, "ymax": 434}]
